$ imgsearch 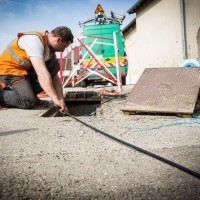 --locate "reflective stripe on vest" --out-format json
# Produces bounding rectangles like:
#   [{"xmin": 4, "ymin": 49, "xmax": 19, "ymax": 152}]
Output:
[{"xmin": 6, "ymin": 45, "xmax": 32, "ymax": 67}]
